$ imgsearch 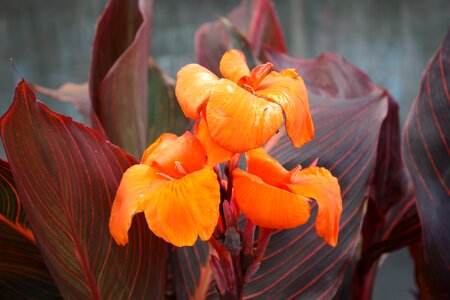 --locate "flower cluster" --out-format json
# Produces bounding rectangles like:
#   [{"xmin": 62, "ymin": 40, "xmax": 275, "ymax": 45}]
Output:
[{"xmin": 109, "ymin": 49, "xmax": 342, "ymax": 248}]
